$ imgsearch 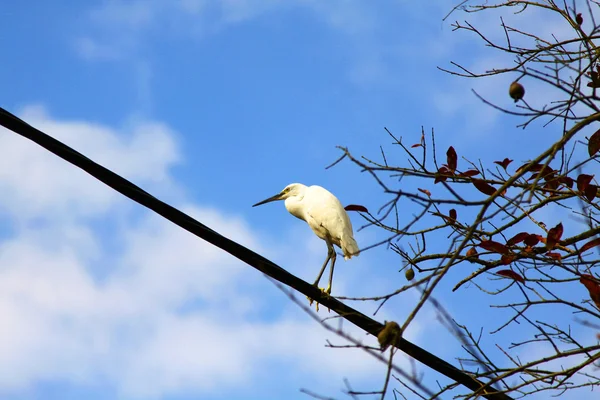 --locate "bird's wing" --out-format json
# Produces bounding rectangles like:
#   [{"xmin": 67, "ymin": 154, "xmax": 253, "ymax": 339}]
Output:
[{"xmin": 303, "ymin": 186, "xmax": 353, "ymax": 241}]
